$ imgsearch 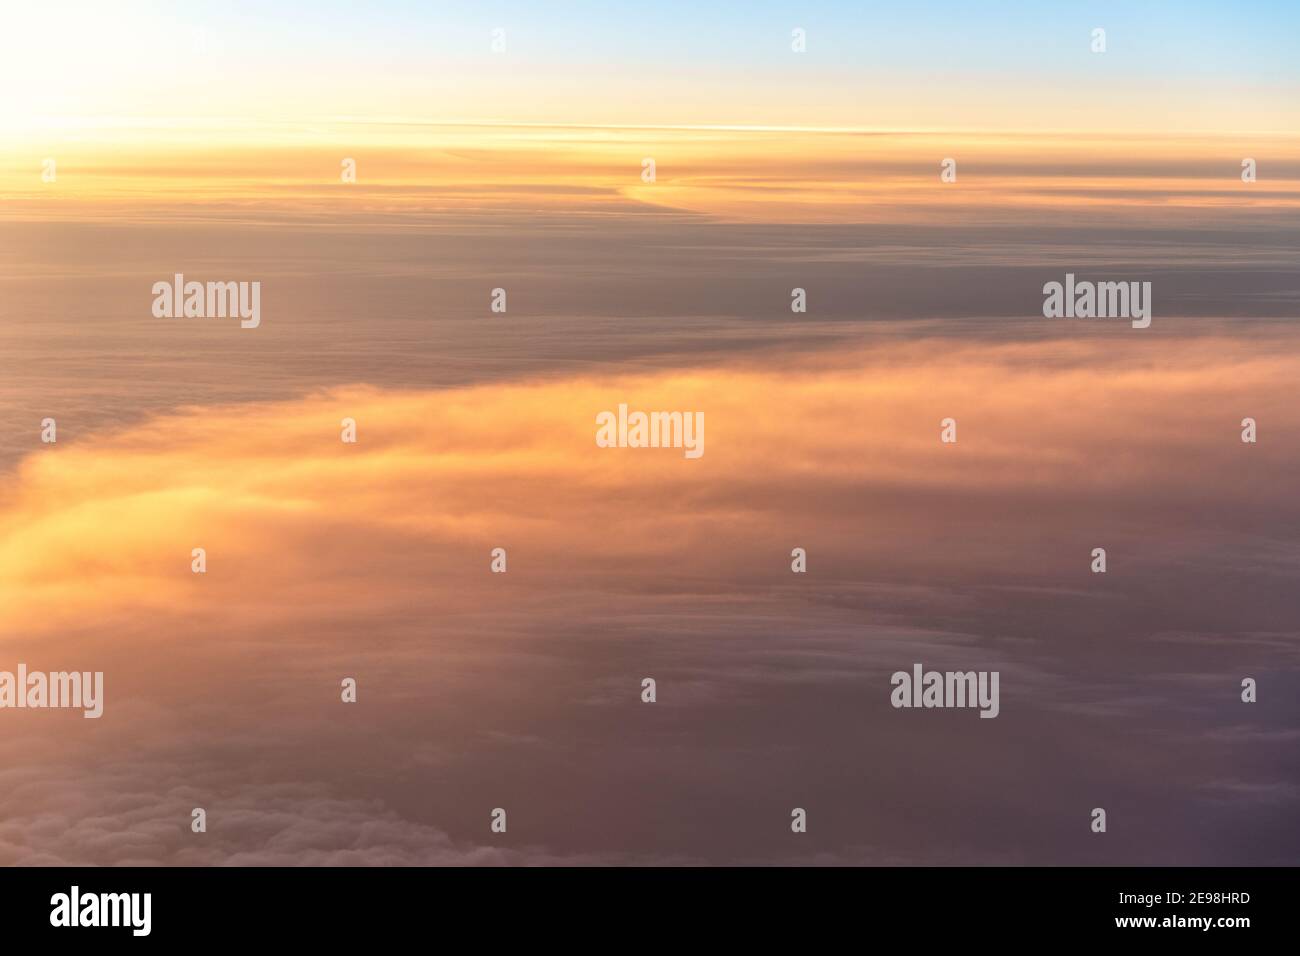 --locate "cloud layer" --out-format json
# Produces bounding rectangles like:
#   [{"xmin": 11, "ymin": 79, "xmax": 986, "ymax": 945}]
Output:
[{"xmin": 1, "ymin": 331, "xmax": 1297, "ymax": 864}]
